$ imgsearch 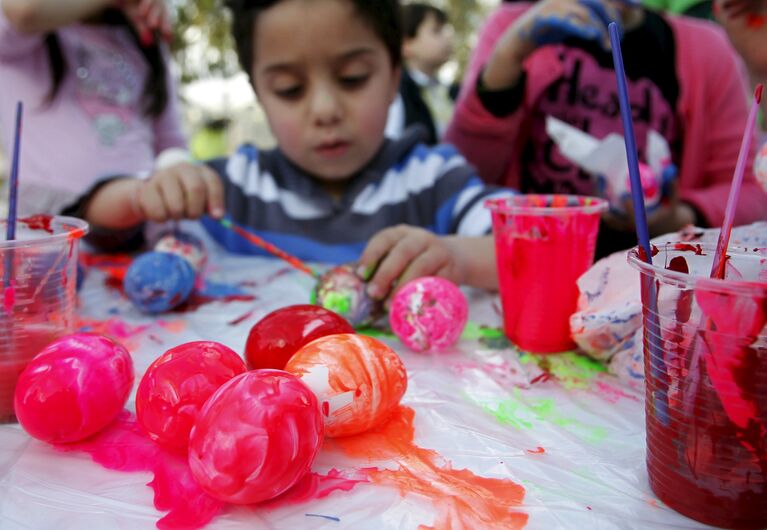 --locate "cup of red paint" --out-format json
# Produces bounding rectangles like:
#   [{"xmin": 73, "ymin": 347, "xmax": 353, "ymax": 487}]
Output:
[
  {"xmin": 628, "ymin": 242, "xmax": 767, "ymax": 528},
  {"xmin": 486, "ymin": 195, "xmax": 607, "ymax": 353},
  {"xmin": 0, "ymin": 215, "xmax": 88, "ymax": 423}
]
